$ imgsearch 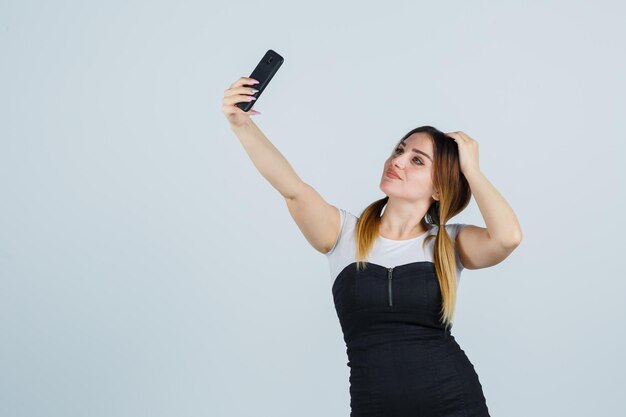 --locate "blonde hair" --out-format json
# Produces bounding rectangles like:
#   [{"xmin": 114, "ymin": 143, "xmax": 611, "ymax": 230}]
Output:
[{"xmin": 354, "ymin": 126, "xmax": 471, "ymax": 330}]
